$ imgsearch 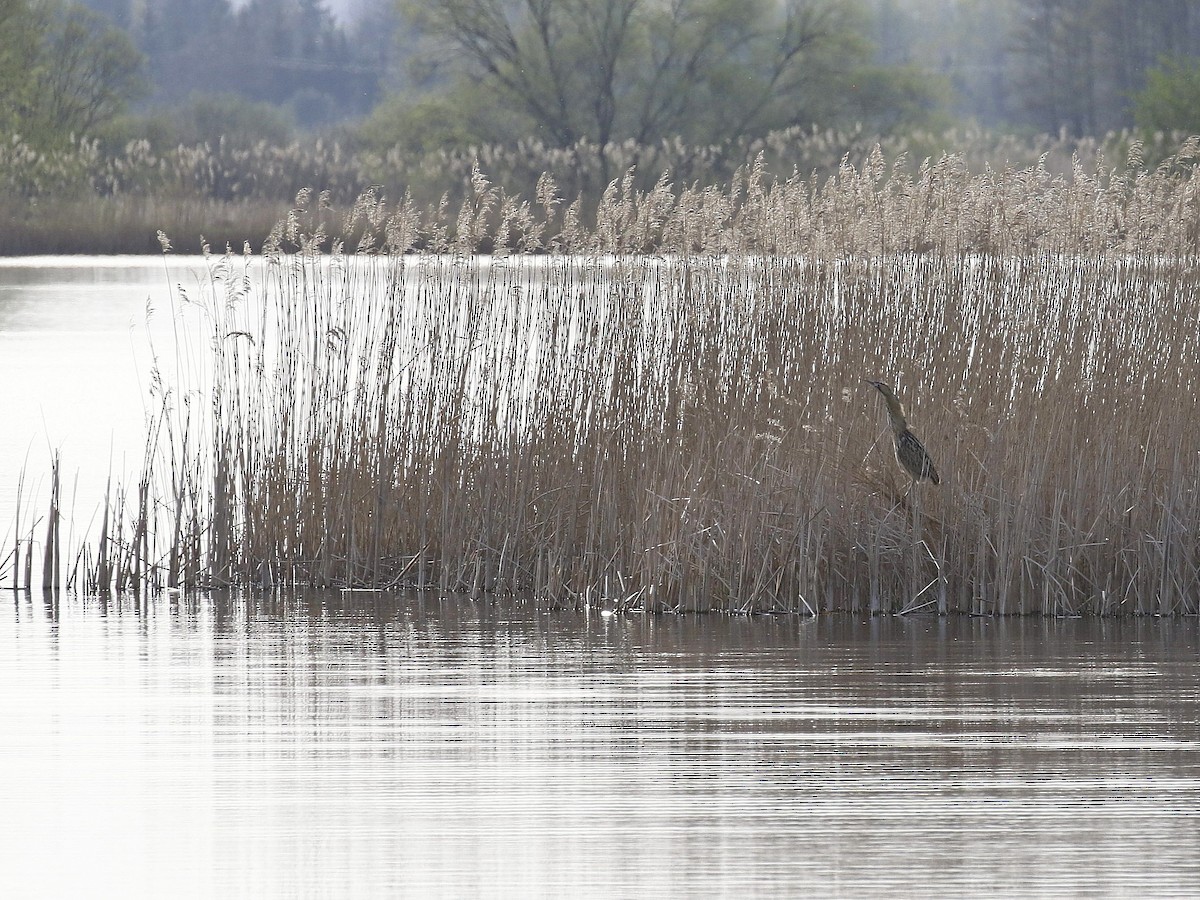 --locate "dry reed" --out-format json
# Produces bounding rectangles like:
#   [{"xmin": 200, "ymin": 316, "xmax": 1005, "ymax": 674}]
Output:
[
  {"xmin": 2, "ymin": 126, "xmax": 1194, "ymax": 255},
  {"xmin": 15, "ymin": 140, "xmax": 1200, "ymax": 615}
]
